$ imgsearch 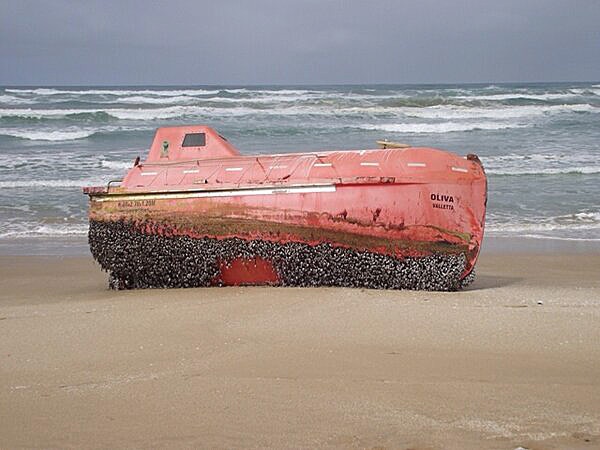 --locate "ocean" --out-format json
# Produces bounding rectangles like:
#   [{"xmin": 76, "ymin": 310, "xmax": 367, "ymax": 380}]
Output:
[{"xmin": 0, "ymin": 82, "xmax": 599, "ymax": 254}]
